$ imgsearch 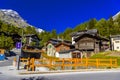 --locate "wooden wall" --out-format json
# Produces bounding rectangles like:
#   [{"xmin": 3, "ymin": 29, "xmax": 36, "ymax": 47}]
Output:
[
  {"xmin": 75, "ymin": 37, "xmax": 100, "ymax": 53},
  {"xmin": 56, "ymin": 44, "xmax": 70, "ymax": 52}
]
